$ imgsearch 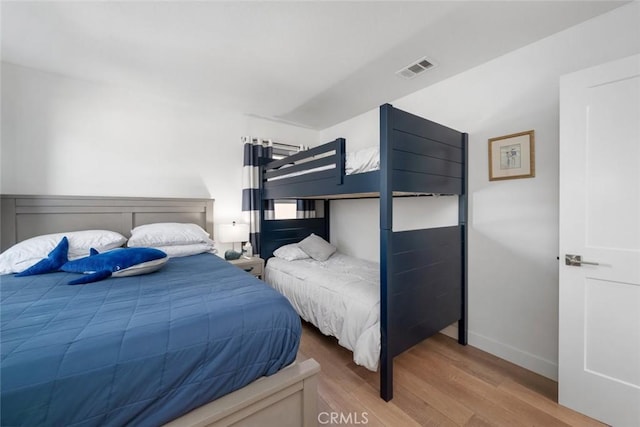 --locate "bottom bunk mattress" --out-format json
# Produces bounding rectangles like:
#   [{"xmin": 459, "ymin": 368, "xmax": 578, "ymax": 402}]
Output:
[
  {"xmin": 265, "ymin": 253, "xmax": 380, "ymax": 371},
  {"xmin": 0, "ymin": 253, "xmax": 301, "ymax": 427}
]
